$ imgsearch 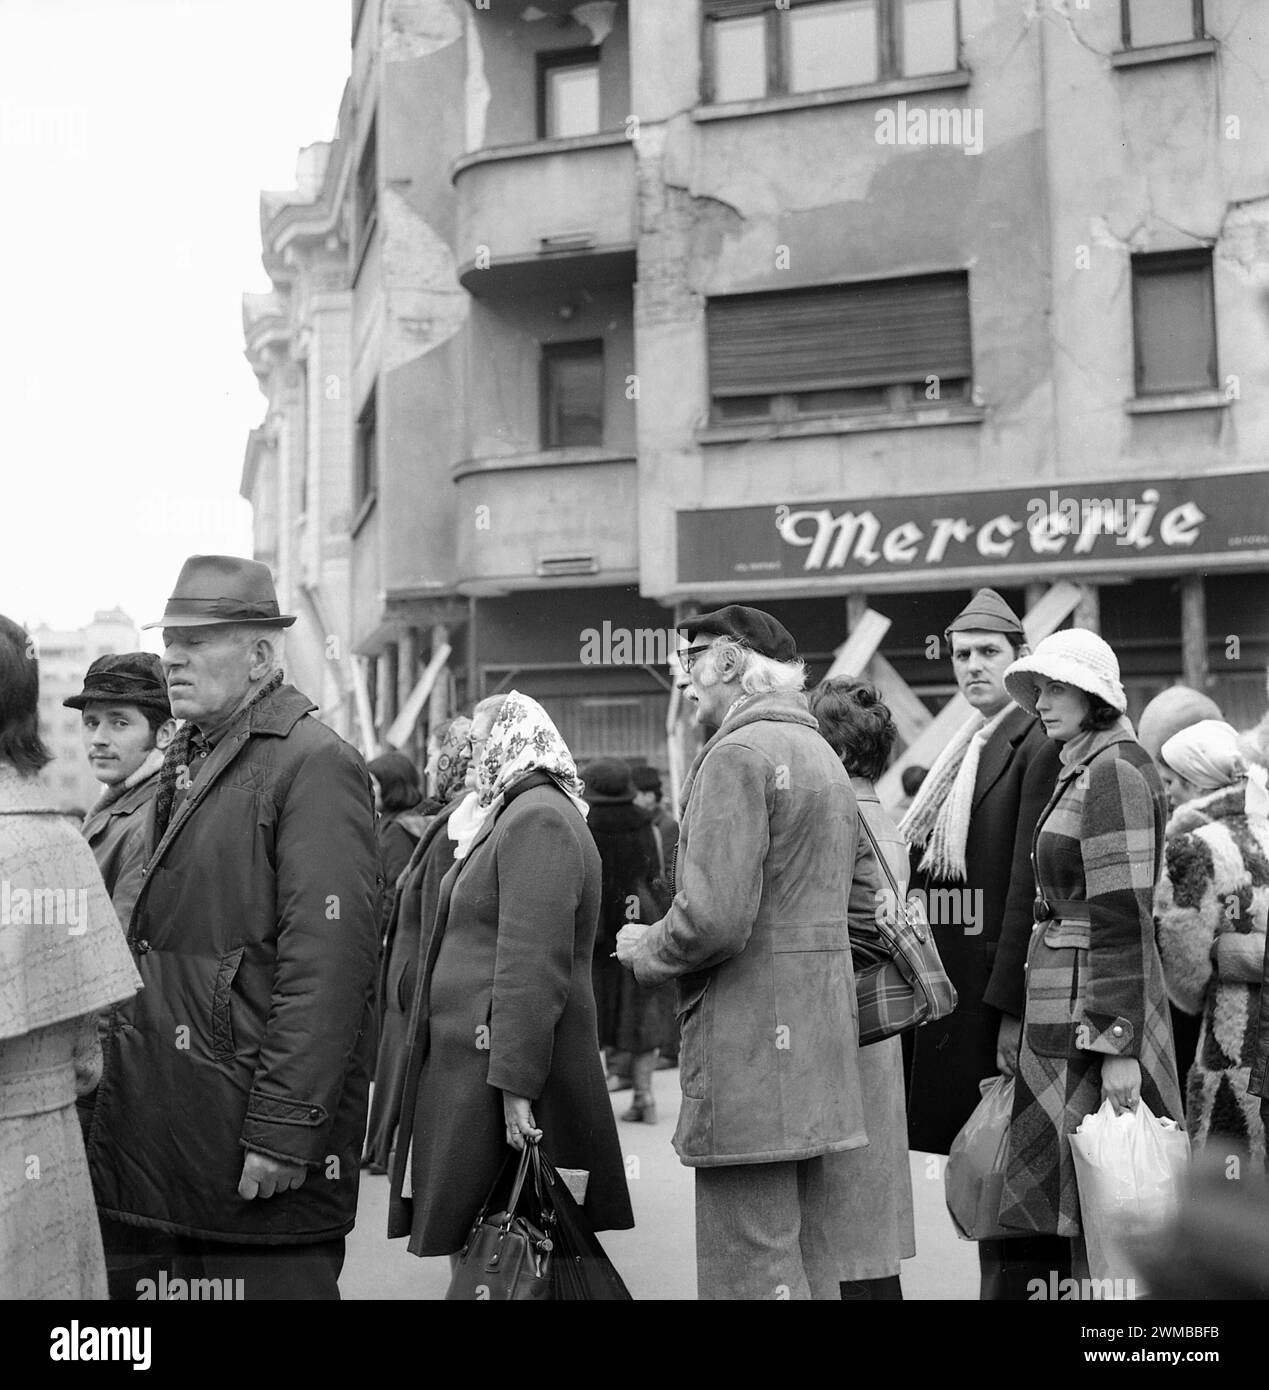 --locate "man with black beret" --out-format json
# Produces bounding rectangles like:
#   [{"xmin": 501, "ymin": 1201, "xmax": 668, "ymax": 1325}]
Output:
[
  {"xmin": 617, "ymin": 604, "xmax": 871, "ymax": 1299},
  {"xmin": 65, "ymin": 653, "xmax": 176, "ymax": 933}
]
